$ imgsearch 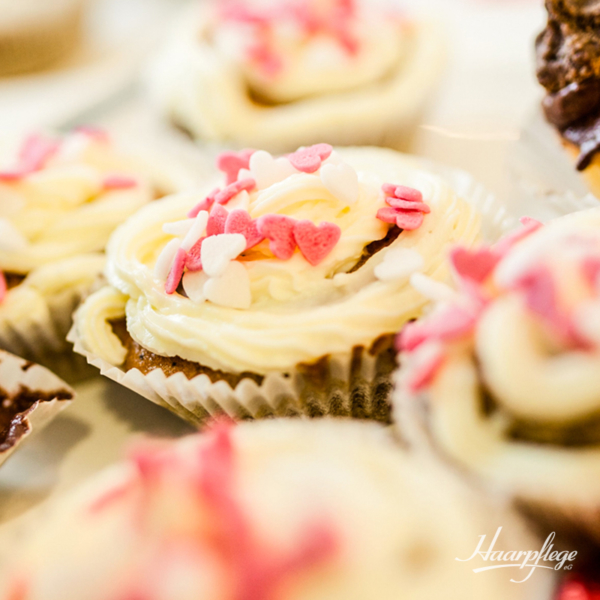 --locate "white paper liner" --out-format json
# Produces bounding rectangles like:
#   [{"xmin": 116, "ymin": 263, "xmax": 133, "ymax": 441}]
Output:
[
  {"xmin": 68, "ymin": 162, "xmax": 510, "ymax": 425},
  {"xmin": 507, "ymin": 108, "xmax": 600, "ymax": 222},
  {"xmin": 0, "ymin": 350, "xmax": 73, "ymax": 467}
]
